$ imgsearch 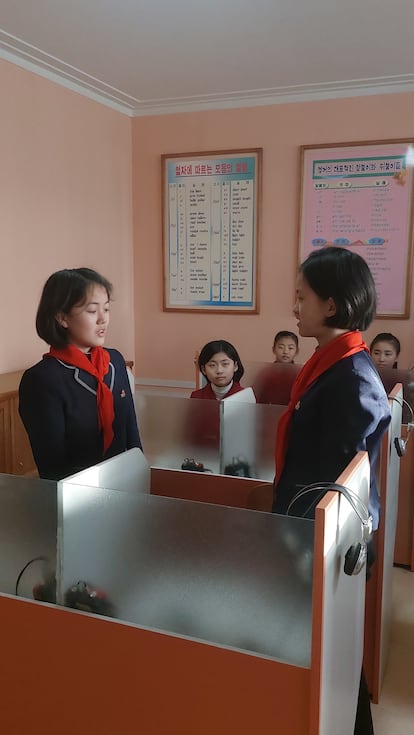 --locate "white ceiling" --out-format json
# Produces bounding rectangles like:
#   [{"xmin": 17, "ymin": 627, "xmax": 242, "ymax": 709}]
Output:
[{"xmin": 1, "ymin": 0, "xmax": 414, "ymax": 116}]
